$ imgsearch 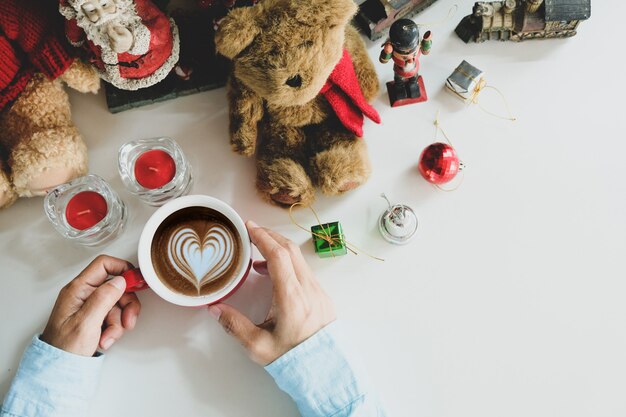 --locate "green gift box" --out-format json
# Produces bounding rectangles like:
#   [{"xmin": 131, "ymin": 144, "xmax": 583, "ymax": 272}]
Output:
[{"xmin": 311, "ymin": 222, "xmax": 347, "ymax": 258}]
